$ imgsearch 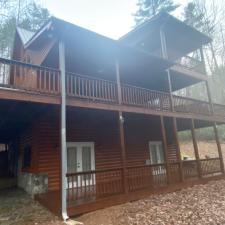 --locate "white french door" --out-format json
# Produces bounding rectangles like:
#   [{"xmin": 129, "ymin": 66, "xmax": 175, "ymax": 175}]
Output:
[
  {"xmin": 149, "ymin": 141, "xmax": 165, "ymax": 175},
  {"xmin": 67, "ymin": 142, "xmax": 95, "ymax": 188}
]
